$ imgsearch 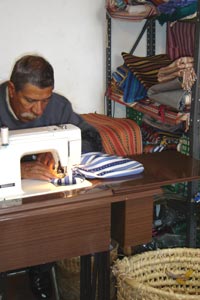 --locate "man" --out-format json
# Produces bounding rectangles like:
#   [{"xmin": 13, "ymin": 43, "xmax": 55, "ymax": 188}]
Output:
[{"xmin": 0, "ymin": 55, "xmax": 102, "ymax": 299}]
